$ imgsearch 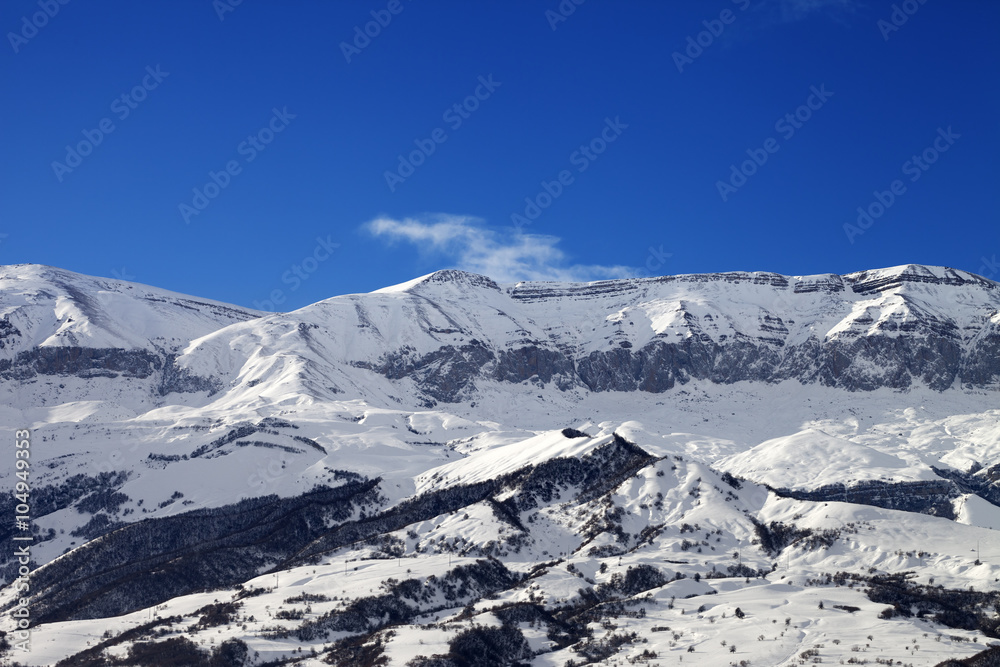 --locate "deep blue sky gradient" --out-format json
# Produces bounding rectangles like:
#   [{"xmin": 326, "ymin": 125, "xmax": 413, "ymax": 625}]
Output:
[{"xmin": 2, "ymin": 0, "xmax": 998, "ymax": 310}]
